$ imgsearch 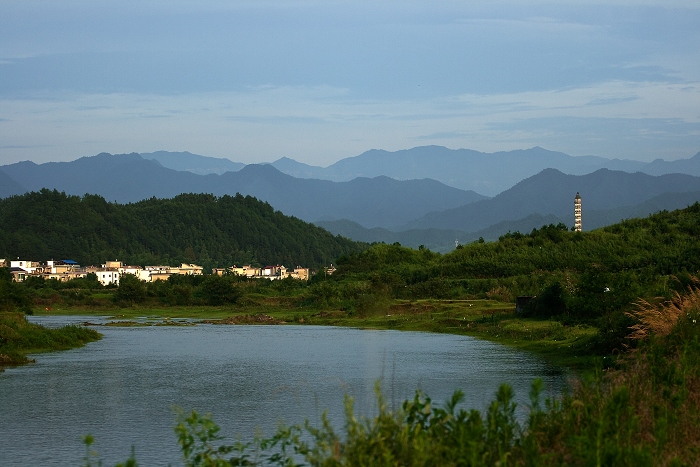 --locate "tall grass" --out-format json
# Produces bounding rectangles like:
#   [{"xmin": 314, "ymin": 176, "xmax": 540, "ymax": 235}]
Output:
[{"xmin": 626, "ymin": 276, "xmax": 700, "ymax": 341}]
